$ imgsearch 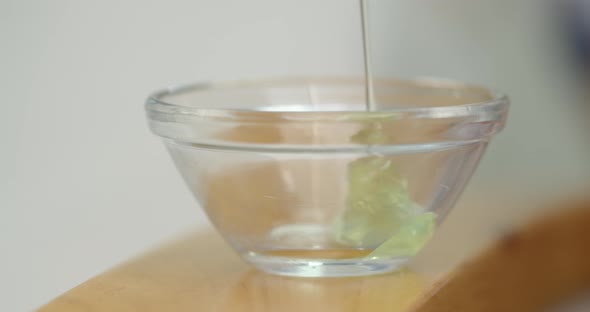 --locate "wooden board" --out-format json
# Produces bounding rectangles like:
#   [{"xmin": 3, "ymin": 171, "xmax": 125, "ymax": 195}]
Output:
[
  {"xmin": 414, "ymin": 201, "xmax": 590, "ymax": 311},
  {"xmin": 39, "ymin": 190, "xmax": 544, "ymax": 312}
]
